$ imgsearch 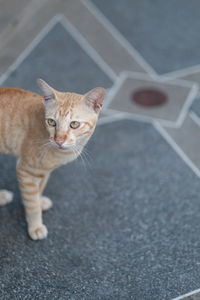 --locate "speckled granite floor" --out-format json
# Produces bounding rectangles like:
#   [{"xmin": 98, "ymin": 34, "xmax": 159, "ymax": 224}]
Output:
[
  {"xmin": 2, "ymin": 120, "xmax": 200, "ymax": 300},
  {"xmin": 1, "ymin": 1, "xmax": 200, "ymax": 299},
  {"xmin": 91, "ymin": 0, "xmax": 200, "ymax": 74}
]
